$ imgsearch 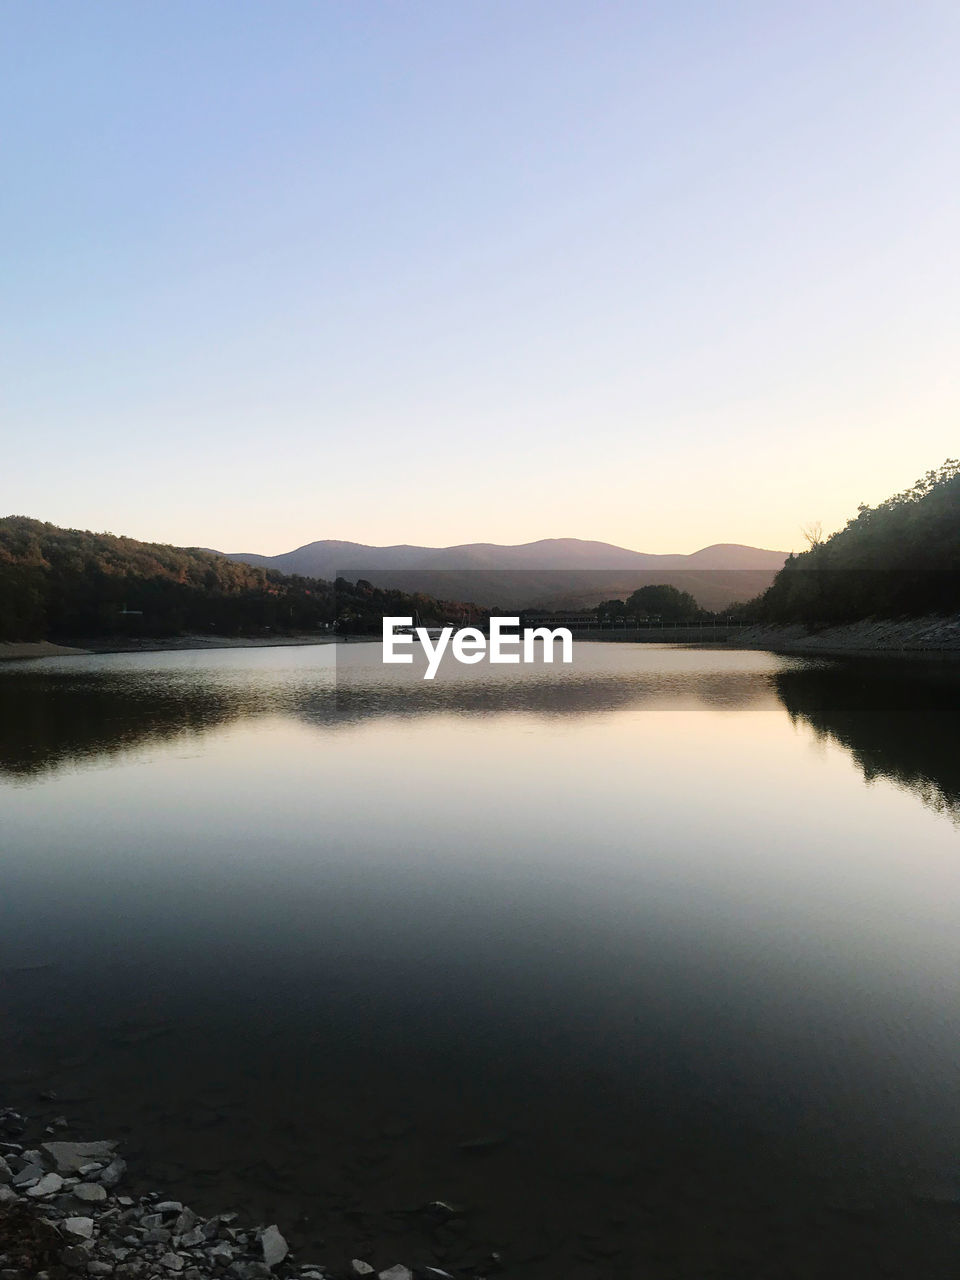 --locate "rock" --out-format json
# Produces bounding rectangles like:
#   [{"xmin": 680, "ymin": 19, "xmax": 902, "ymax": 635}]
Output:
[
  {"xmin": 260, "ymin": 1225, "xmax": 288, "ymax": 1269},
  {"xmin": 351, "ymin": 1264, "xmax": 375, "ymax": 1277},
  {"xmin": 155, "ymin": 1200, "xmax": 183, "ymax": 1214},
  {"xmin": 87, "ymin": 1264, "xmax": 114, "ymax": 1276},
  {"xmin": 12, "ymin": 1162, "xmax": 43, "ymax": 1186},
  {"xmin": 73, "ymin": 1182, "xmax": 108, "ymax": 1202},
  {"xmin": 0, "ymin": 1186, "xmax": 18, "ymax": 1205},
  {"xmin": 173, "ymin": 1208, "xmax": 197, "ymax": 1234},
  {"xmin": 64, "ymin": 1217, "xmax": 96, "ymax": 1240},
  {"xmin": 0, "ymin": 1156, "xmax": 11, "ymax": 1183},
  {"xmin": 378, "ymin": 1268, "xmax": 413, "ymax": 1280},
  {"xmin": 160, "ymin": 1254, "xmax": 184, "ymax": 1272},
  {"xmin": 78, "ymin": 1163, "xmax": 104, "ymax": 1176},
  {"xmin": 60, "ymin": 1246, "xmax": 91, "ymax": 1268},
  {"xmin": 26, "ymin": 1172, "xmax": 64, "ymax": 1197},
  {"xmin": 179, "ymin": 1227, "xmax": 205, "ymax": 1248},
  {"xmin": 209, "ymin": 1243, "xmax": 235, "ymax": 1265},
  {"xmin": 43, "ymin": 1142, "xmax": 118, "ymax": 1174}
]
